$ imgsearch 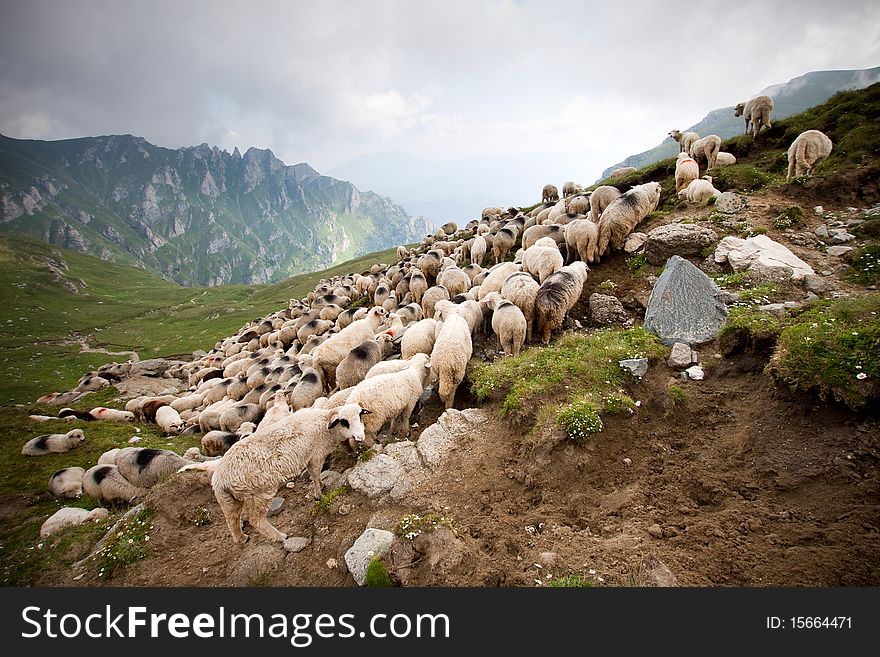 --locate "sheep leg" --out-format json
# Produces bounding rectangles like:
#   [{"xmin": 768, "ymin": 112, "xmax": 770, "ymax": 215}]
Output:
[
  {"xmin": 245, "ymin": 495, "xmax": 286, "ymax": 543},
  {"xmin": 399, "ymin": 400, "xmax": 417, "ymax": 436},
  {"xmin": 307, "ymin": 457, "xmax": 324, "ymax": 500},
  {"xmin": 215, "ymin": 487, "xmax": 248, "ymax": 544}
]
